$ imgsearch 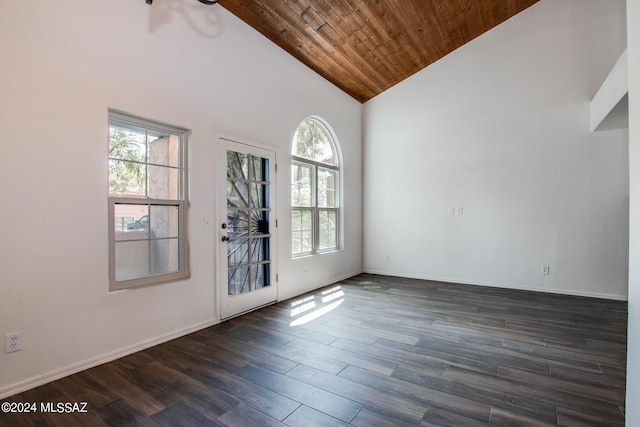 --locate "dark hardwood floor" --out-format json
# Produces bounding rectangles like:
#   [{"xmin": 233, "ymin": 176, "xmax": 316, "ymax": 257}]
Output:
[{"xmin": 1, "ymin": 274, "xmax": 627, "ymax": 426}]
